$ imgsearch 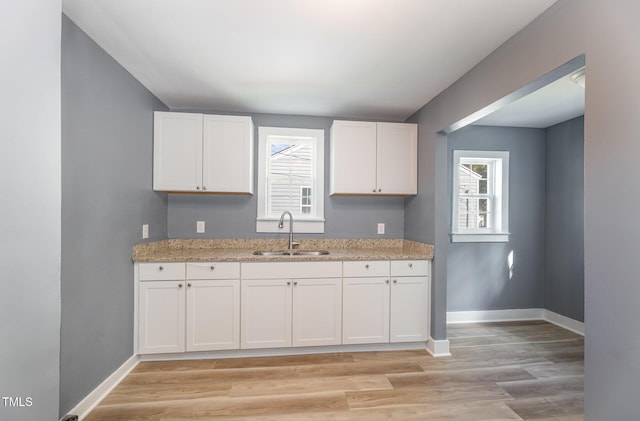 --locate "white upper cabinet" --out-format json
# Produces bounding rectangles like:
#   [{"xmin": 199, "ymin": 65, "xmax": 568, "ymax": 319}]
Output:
[
  {"xmin": 202, "ymin": 115, "xmax": 254, "ymax": 193},
  {"xmin": 376, "ymin": 122, "xmax": 418, "ymax": 195},
  {"xmin": 330, "ymin": 120, "xmax": 417, "ymax": 196},
  {"xmin": 153, "ymin": 112, "xmax": 203, "ymax": 192},
  {"xmin": 153, "ymin": 111, "xmax": 253, "ymax": 194}
]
